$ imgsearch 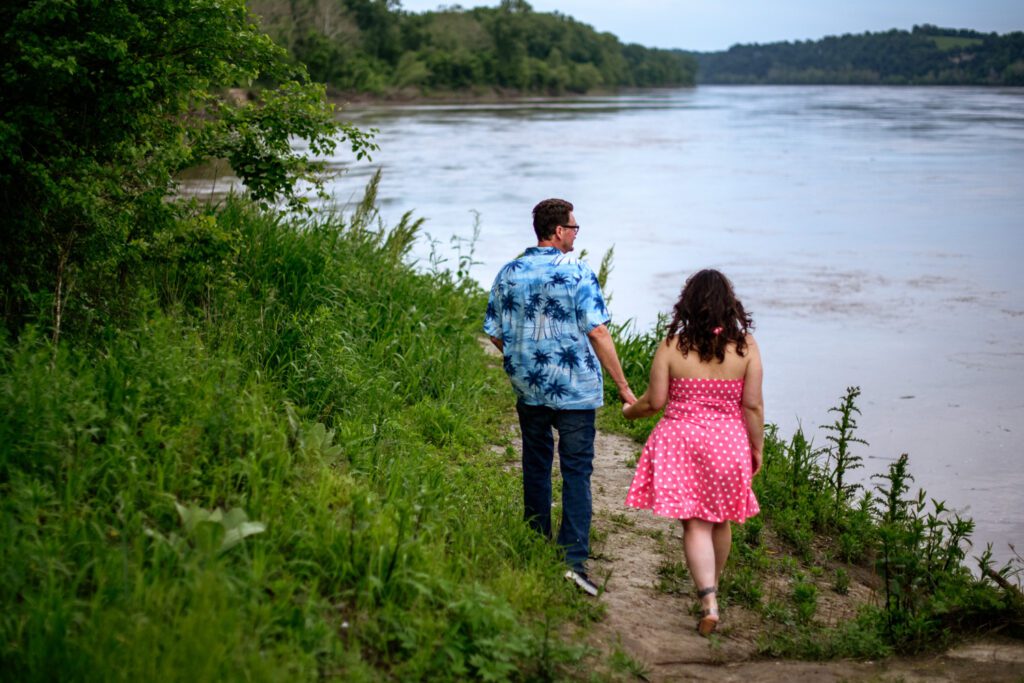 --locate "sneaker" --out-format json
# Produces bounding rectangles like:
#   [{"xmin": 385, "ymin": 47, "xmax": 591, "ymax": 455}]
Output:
[{"xmin": 564, "ymin": 569, "xmax": 599, "ymax": 597}]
